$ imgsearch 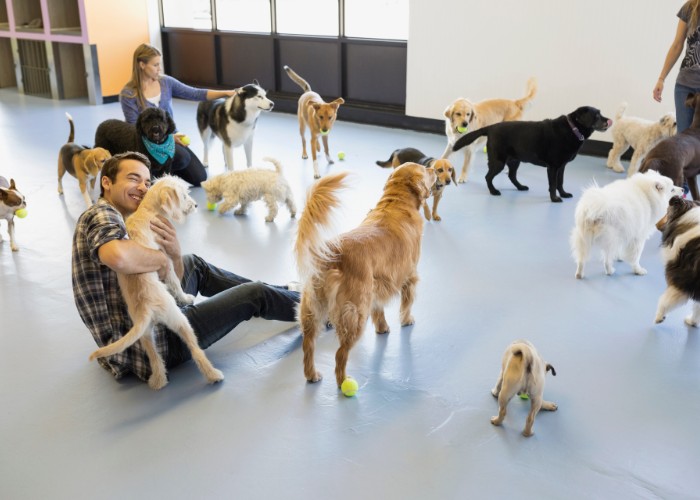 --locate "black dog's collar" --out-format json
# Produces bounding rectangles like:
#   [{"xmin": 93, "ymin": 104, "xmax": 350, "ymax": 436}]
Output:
[{"xmin": 566, "ymin": 115, "xmax": 585, "ymax": 142}]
